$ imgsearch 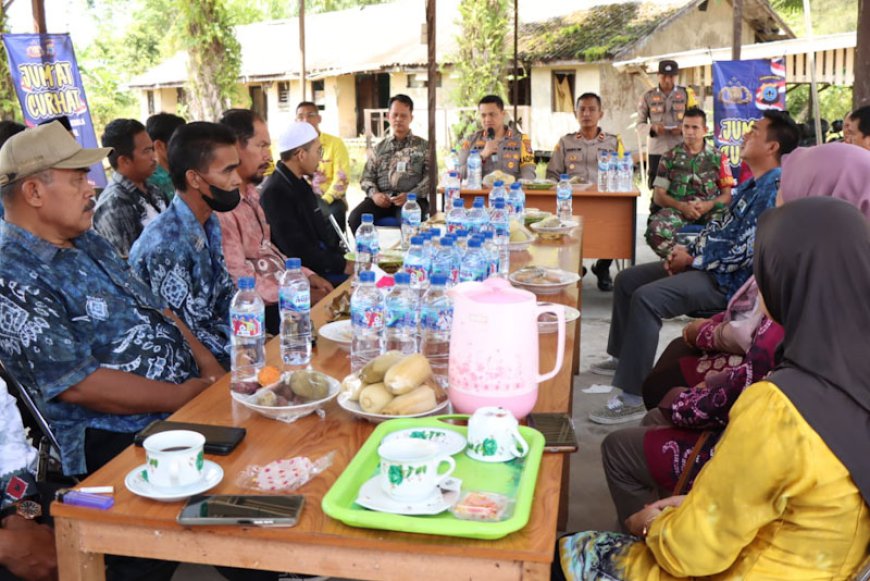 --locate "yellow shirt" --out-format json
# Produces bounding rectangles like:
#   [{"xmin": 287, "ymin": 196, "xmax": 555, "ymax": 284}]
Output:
[
  {"xmin": 318, "ymin": 132, "xmax": 350, "ymax": 205},
  {"xmin": 623, "ymin": 381, "xmax": 870, "ymax": 580}
]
